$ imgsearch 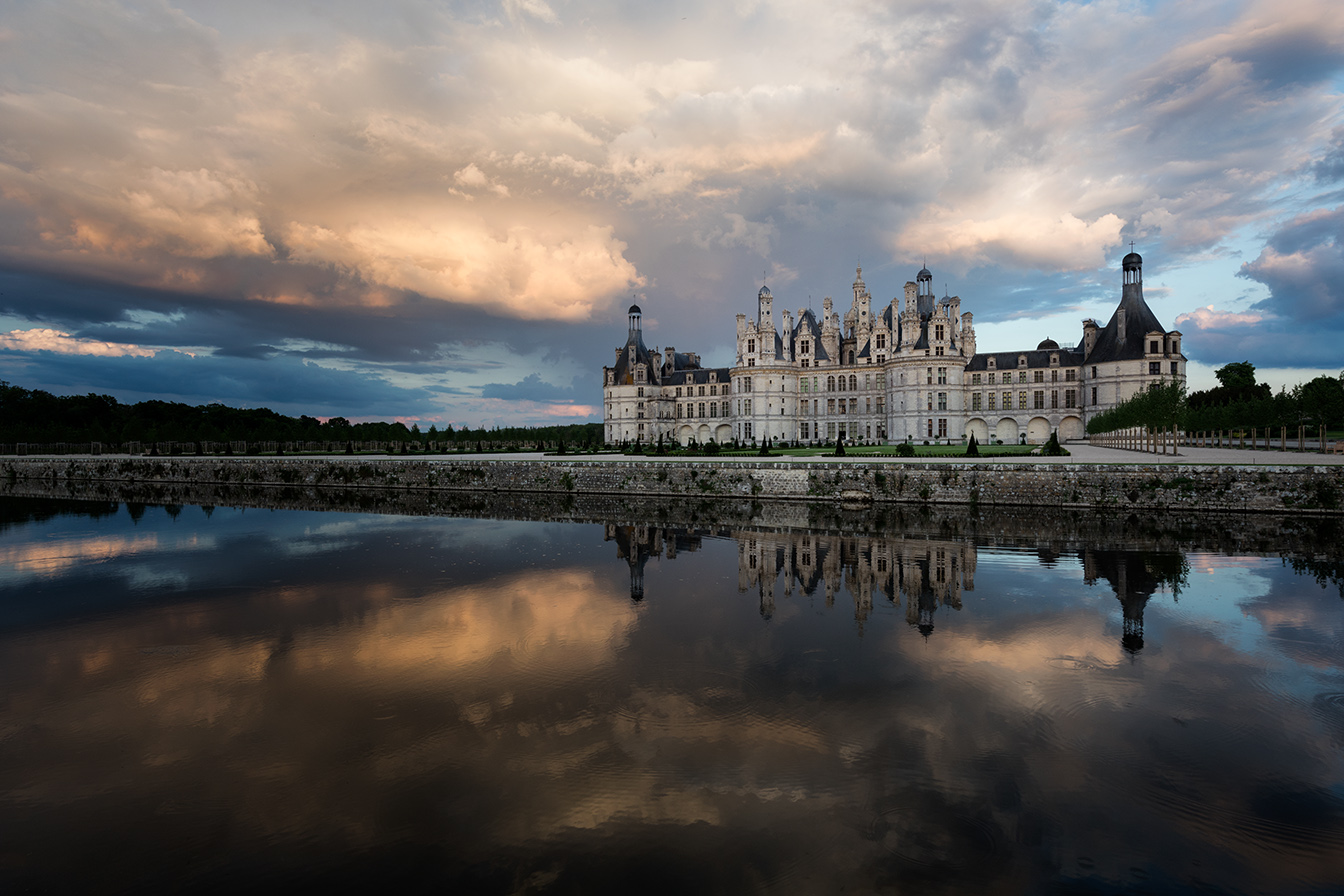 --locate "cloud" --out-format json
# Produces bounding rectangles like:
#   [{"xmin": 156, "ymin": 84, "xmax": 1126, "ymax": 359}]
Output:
[
  {"xmin": 1239, "ymin": 206, "xmax": 1344, "ymax": 327},
  {"xmin": 284, "ymin": 217, "xmax": 644, "ymax": 321},
  {"xmin": 0, "ymin": 328, "xmax": 157, "ymax": 358},
  {"xmin": 2, "ymin": 0, "xmax": 1344, "ymax": 418},
  {"xmin": 480, "ymin": 372, "xmax": 577, "ymax": 402},
  {"xmin": 1174, "ymin": 306, "xmax": 1264, "ymax": 329}
]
